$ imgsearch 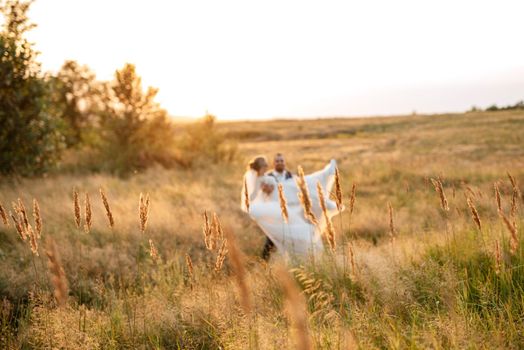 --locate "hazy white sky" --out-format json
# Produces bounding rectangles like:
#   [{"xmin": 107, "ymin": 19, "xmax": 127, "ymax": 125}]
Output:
[{"xmin": 24, "ymin": 0, "xmax": 524, "ymax": 120}]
